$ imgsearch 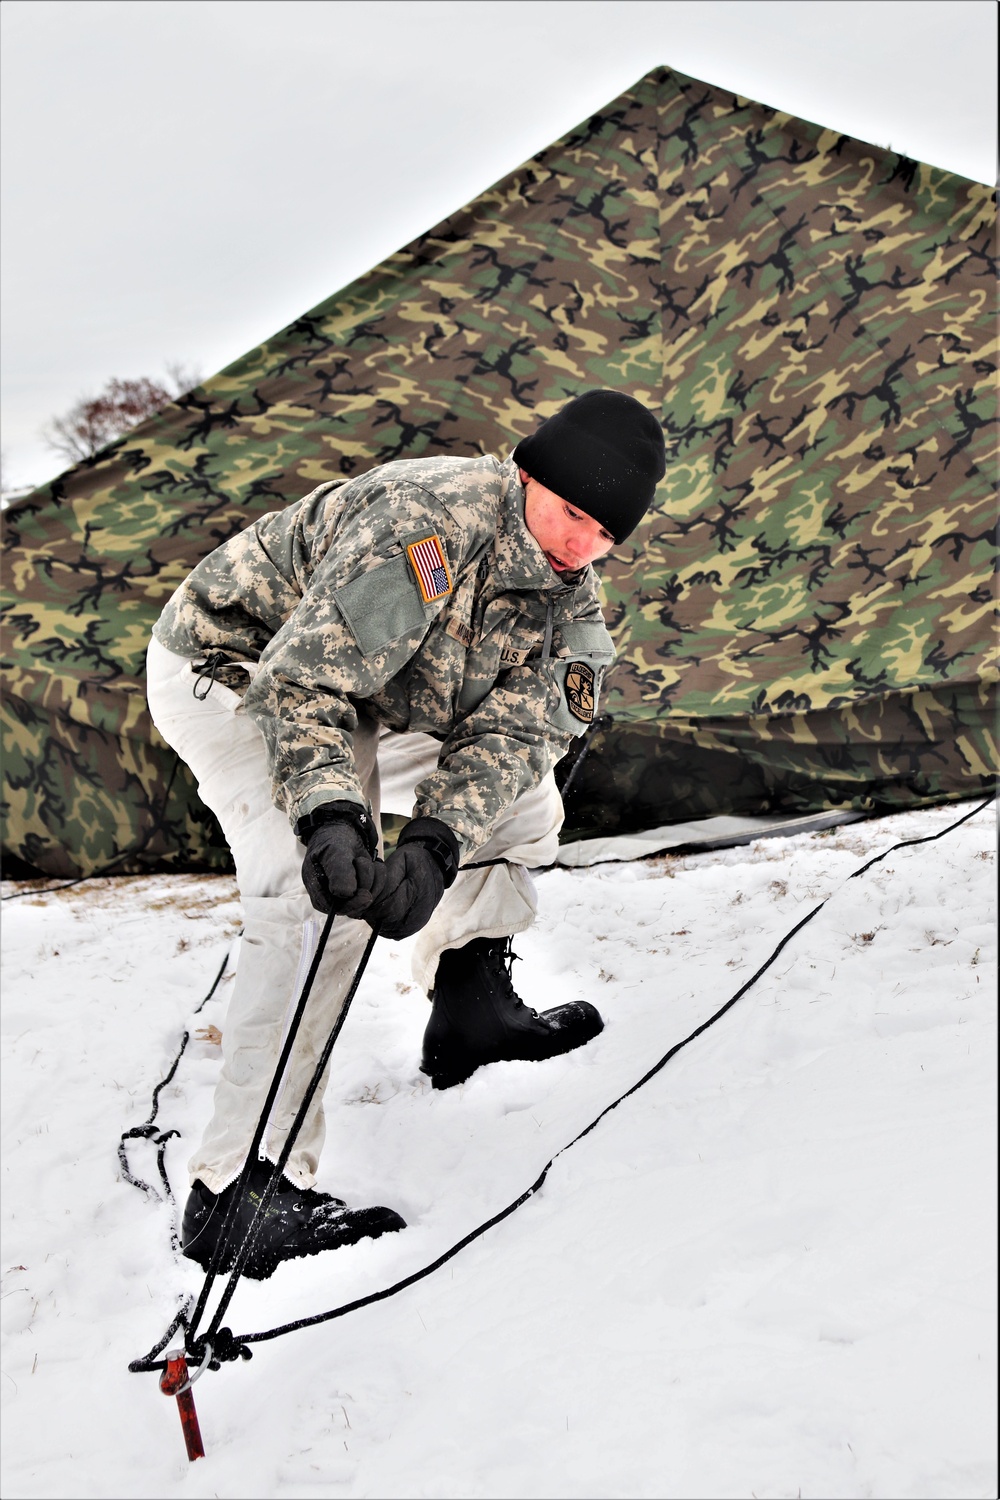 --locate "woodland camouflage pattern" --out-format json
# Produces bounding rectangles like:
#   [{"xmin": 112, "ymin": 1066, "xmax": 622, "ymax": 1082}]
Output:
[
  {"xmin": 153, "ymin": 455, "xmax": 613, "ymax": 855},
  {"xmin": 2, "ymin": 66, "xmax": 997, "ymax": 875}
]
